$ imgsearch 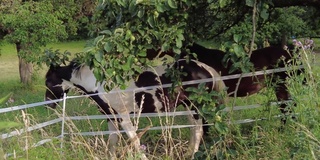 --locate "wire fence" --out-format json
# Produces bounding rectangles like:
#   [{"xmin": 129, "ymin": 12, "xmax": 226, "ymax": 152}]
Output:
[{"xmin": 1, "ymin": 65, "xmax": 303, "ymax": 157}]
